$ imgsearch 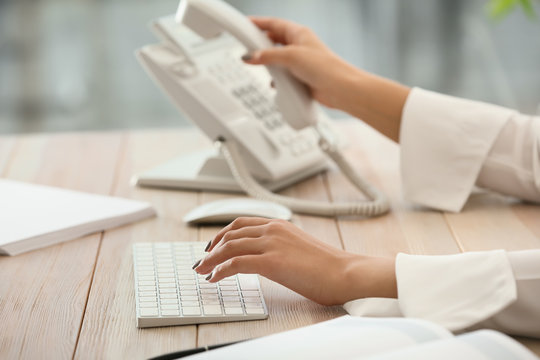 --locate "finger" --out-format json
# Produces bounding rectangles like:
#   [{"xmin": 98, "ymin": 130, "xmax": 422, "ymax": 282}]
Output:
[
  {"xmin": 249, "ymin": 16, "xmax": 303, "ymax": 45},
  {"xmin": 196, "ymin": 237, "xmax": 264, "ymax": 275},
  {"xmin": 244, "ymin": 46, "xmax": 300, "ymax": 68},
  {"xmin": 213, "ymin": 224, "xmax": 266, "ymax": 251},
  {"xmin": 206, "ymin": 254, "xmax": 264, "ymax": 283},
  {"xmin": 207, "ymin": 217, "xmax": 270, "ymax": 252}
]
